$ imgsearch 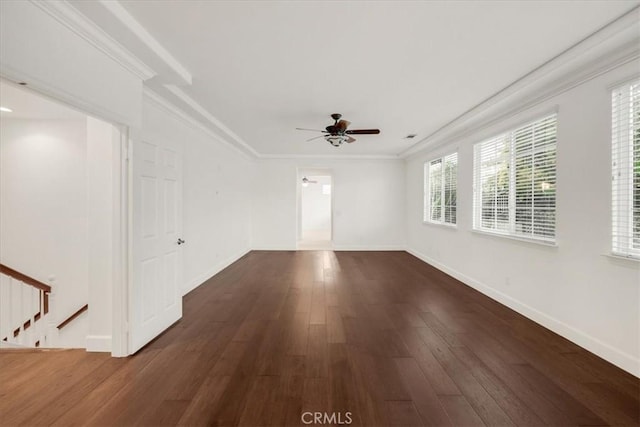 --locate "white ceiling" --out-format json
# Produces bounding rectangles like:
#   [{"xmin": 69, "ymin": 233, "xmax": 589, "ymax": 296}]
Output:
[
  {"xmin": 81, "ymin": 1, "xmax": 639, "ymax": 156},
  {"xmin": 0, "ymin": 81, "xmax": 86, "ymax": 120}
]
